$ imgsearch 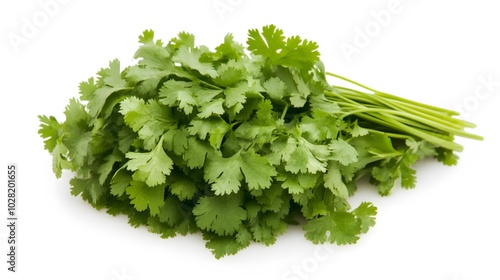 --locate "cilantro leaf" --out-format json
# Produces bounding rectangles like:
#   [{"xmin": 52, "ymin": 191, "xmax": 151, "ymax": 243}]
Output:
[
  {"xmin": 239, "ymin": 150, "xmax": 277, "ymax": 191},
  {"xmin": 328, "ymin": 139, "xmax": 358, "ymax": 166},
  {"xmin": 38, "ymin": 115, "xmax": 61, "ymax": 153},
  {"xmin": 371, "ymin": 160, "xmax": 398, "ymax": 196},
  {"xmin": 172, "ymin": 45, "xmax": 217, "ymax": 78},
  {"xmin": 204, "ymin": 153, "xmax": 243, "ymax": 195},
  {"xmin": 247, "ymin": 24, "xmax": 319, "ymax": 69},
  {"xmin": 183, "ymin": 137, "xmax": 217, "ymax": 169},
  {"xmin": 289, "ymin": 69, "xmax": 311, "ymax": 107},
  {"xmin": 49, "ymin": 140, "xmax": 72, "ymax": 178},
  {"xmin": 147, "ymin": 216, "xmax": 176, "ymax": 239},
  {"xmin": 214, "ymin": 60, "xmax": 245, "ymax": 86},
  {"xmin": 120, "ymin": 96, "xmax": 176, "ymax": 150},
  {"xmin": 280, "ymin": 173, "xmax": 318, "ymax": 195},
  {"xmin": 249, "ymin": 212, "xmax": 288, "ymax": 245},
  {"xmin": 79, "ymin": 77, "xmax": 97, "ymax": 101},
  {"xmin": 400, "ymin": 153, "xmax": 418, "ymax": 189},
  {"xmin": 263, "ymin": 77, "xmax": 286, "ymax": 100},
  {"xmin": 223, "ymin": 82, "xmax": 249, "ymax": 108},
  {"xmin": 125, "ymin": 66, "xmax": 171, "ymax": 91},
  {"xmin": 436, "ymin": 147, "xmax": 459, "ymax": 166},
  {"xmin": 158, "ymin": 194, "xmax": 184, "ymax": 226},
  {"xmin": 97, "ymin": 150, "xmax": 124, "ymax": 185},
  {"xmin": 163, "ymin": 127, "xmax": 189, "ymax": 156},
  {"xmin": 299, "ymin": 110, "xmax": 340, "ymax": 141},
  {"xmin": 168, "ymin": 177, "xmax": 198, "ymax": 201},
  {"xmin": 247, "ymin": 24, "xmax": 286, "ymax": 63},
  {"xmin": 159, "ymin": 80, "xmax": 197, "ymax": 115},
  {"xmin": 278, "ymin": 136, "xmax": 330, "ymax": 174},
  {"xmin": 188, "ymin": 116, "xmax": 231, "ymax": 149},
  {"xmin": 214, "ymin": 33, "xmax": 246, "ymax": 61},
  {"xmin": 88, "ymin": 59, "xmax": 131, "ymax": 117},
  {"xmin": 204, "ymin": 150, "xmax": 276, "ymax": 195},
  {"xmin": 197, "ymin": 98, "xmax": 225, "ymax": 119},
  {"xmin": 126, "ymin": 180, "xmax": 166, "ymax": 216},
  {"xmin": 324, "ymin": 161, "xmax": 349, "ymax": 199},
  {"xmin": 304, "ymin": 211, "xmax": 362, "ymax": 245},
  {"xmin": 352, "ymin": 202, "xmax": 377, "ymax": 233},
  {"xmin": 168, "ymin": 31, "xmax": 195, "ymax": 51},
  {"xmin": 347, "ymin": 120, "xmax": 369, "ymax": 137},
  {"xmin": 110, "ymin": 168, "xmax": 132, "ymax": 197},
  {"xmin": 125, "ymin": 138, "xmax": 173, "ymax": 187},
  {"xmin": 135, "ymin": 30, "xmax": 172, "ymax": 70},
  {"xmin": 62, "ymin": 98, "xmax": 93, "ymax": 167},
  {"xmin": 203, "ymin": 232, "xmax": 248, "ymax": 259},
  {"xmin": 234, "ymin": 99, "xmax": 279, "ymax": 146},
  {"xmin": 70, "ymin": 176, "xmax": 106, "ymax": 206},
  {"xmin": 193, "ymin": 194, "xmax": 247, "ymax": 236}
]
